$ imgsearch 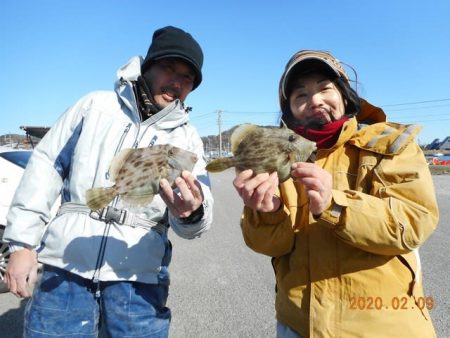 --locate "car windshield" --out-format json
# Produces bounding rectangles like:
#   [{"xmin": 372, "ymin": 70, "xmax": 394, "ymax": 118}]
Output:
[{"xmin": 0, "ymin": 151, "xmax": 32, "ymax": 169}]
